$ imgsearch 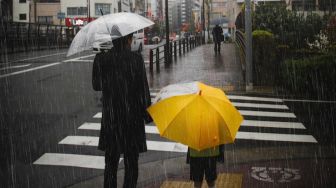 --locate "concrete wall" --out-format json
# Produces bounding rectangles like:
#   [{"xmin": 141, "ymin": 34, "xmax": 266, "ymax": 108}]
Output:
[
  {"xmin": 30, "ymin": 3, "xmax": 61, "ymax": 25},
  {"xmin": 13, "ymin": 0, "xmax": 29, "ymax": 22}
]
